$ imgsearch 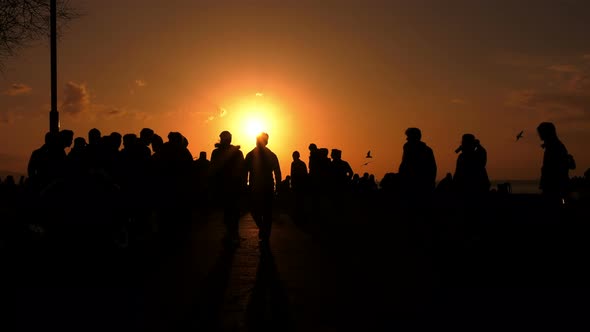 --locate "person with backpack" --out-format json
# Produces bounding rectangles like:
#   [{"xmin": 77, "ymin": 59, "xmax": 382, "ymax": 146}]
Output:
[{"xmin": 537, "ymin": 122, "xmax": 575, "ymax": 202}]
